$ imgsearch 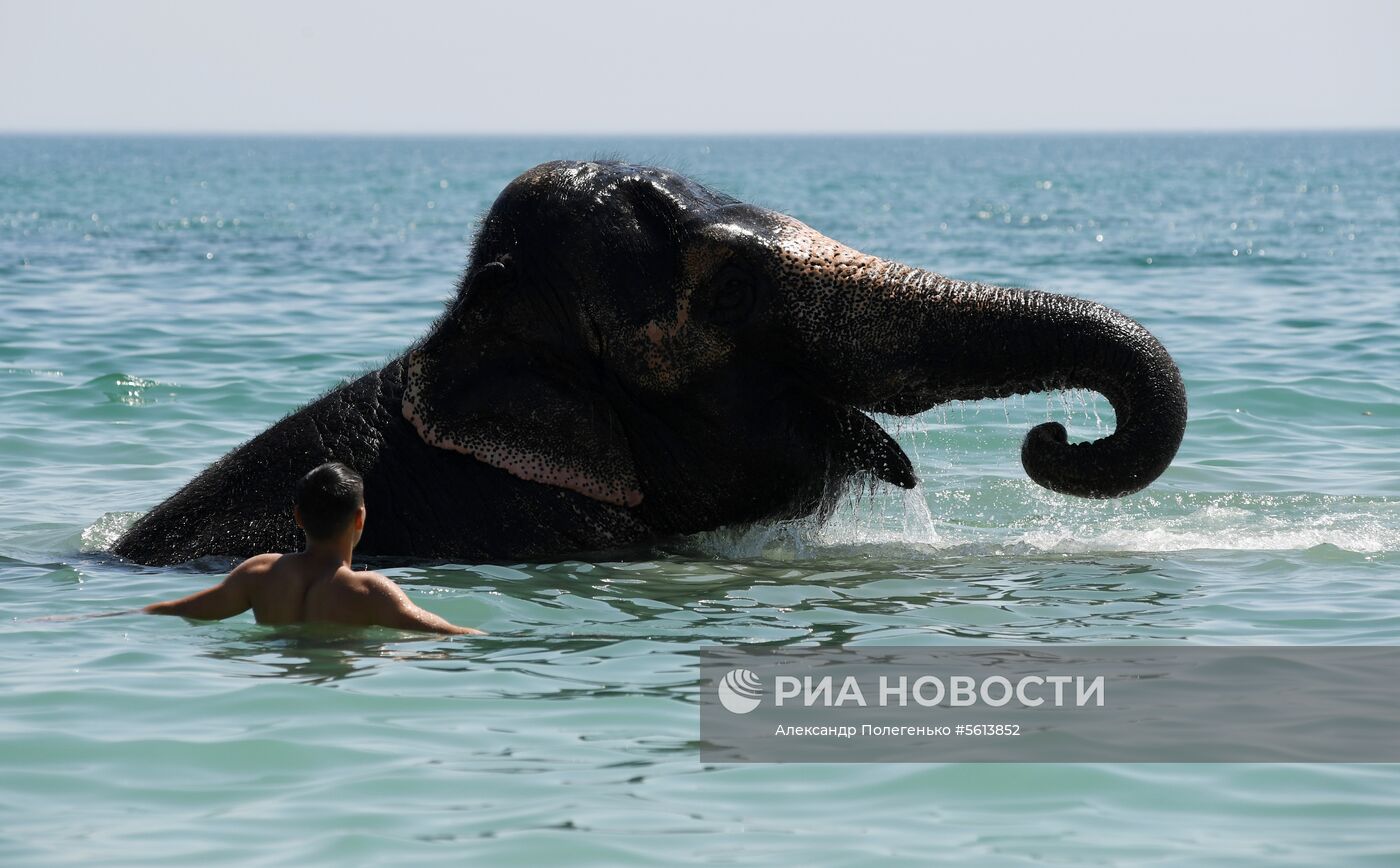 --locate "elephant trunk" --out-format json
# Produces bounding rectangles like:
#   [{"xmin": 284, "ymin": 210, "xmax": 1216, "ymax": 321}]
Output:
[{"xmin": 769, "ymin": 217, "xmax": 1186, "ymax": 498}]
